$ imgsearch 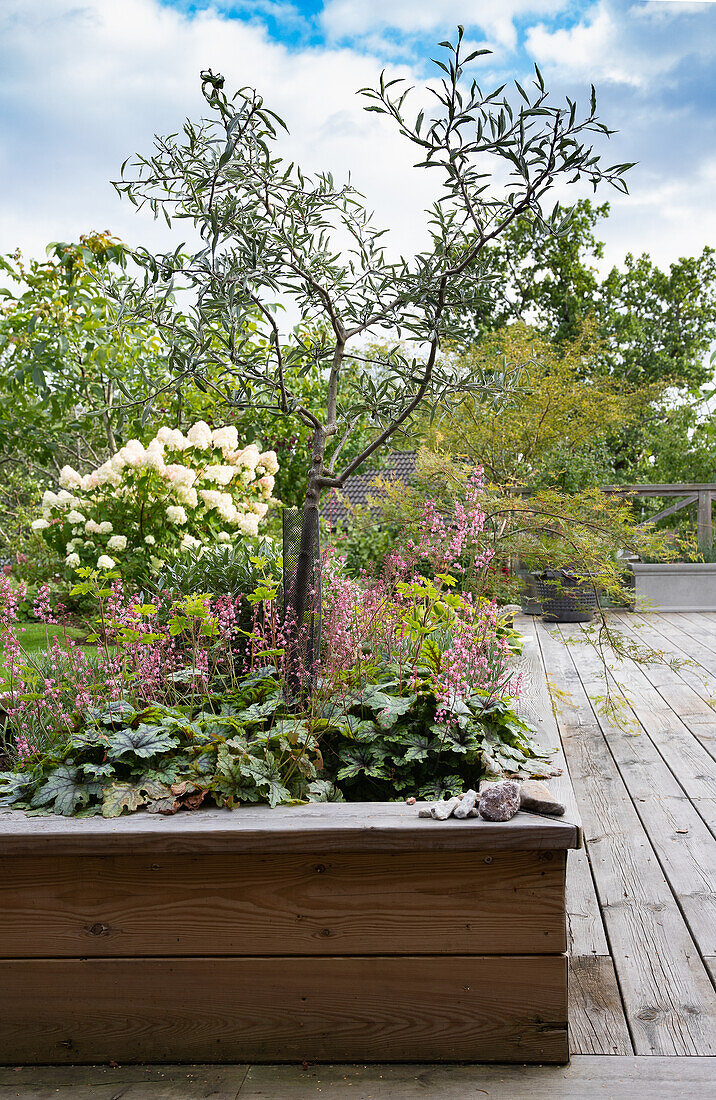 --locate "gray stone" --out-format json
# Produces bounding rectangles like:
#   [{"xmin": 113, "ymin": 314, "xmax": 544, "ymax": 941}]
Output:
[
  {"xmin": 478, "ymin": 780, "xmax": 520, "ymax": 822},
  {"xmin": 519, "ymin": 779, "xmax": 565, "ymax": 816},
  {"xmin": 417, "ymin": 806, "xmax": 433, "ymax": 818},
  {"xmin": 453, "ymin": 788, "xmax": 478, "ymax": 818},
  {"xmin": 431, "ymin": 796, "xmax": 461, "ymax": 820}
]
